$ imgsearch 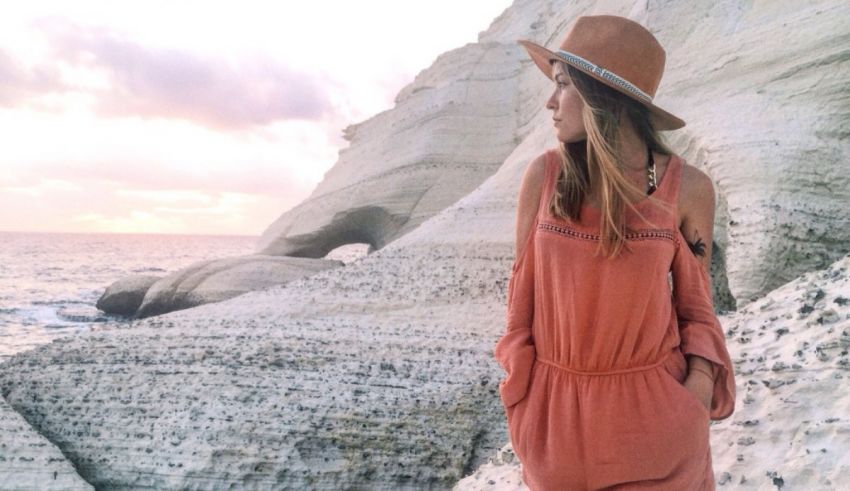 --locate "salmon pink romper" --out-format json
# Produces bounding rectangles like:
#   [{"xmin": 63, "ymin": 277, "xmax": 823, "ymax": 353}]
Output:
[{"xmin": 493, "ymin": 148, "xmax": 736, "ymax": 490}]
